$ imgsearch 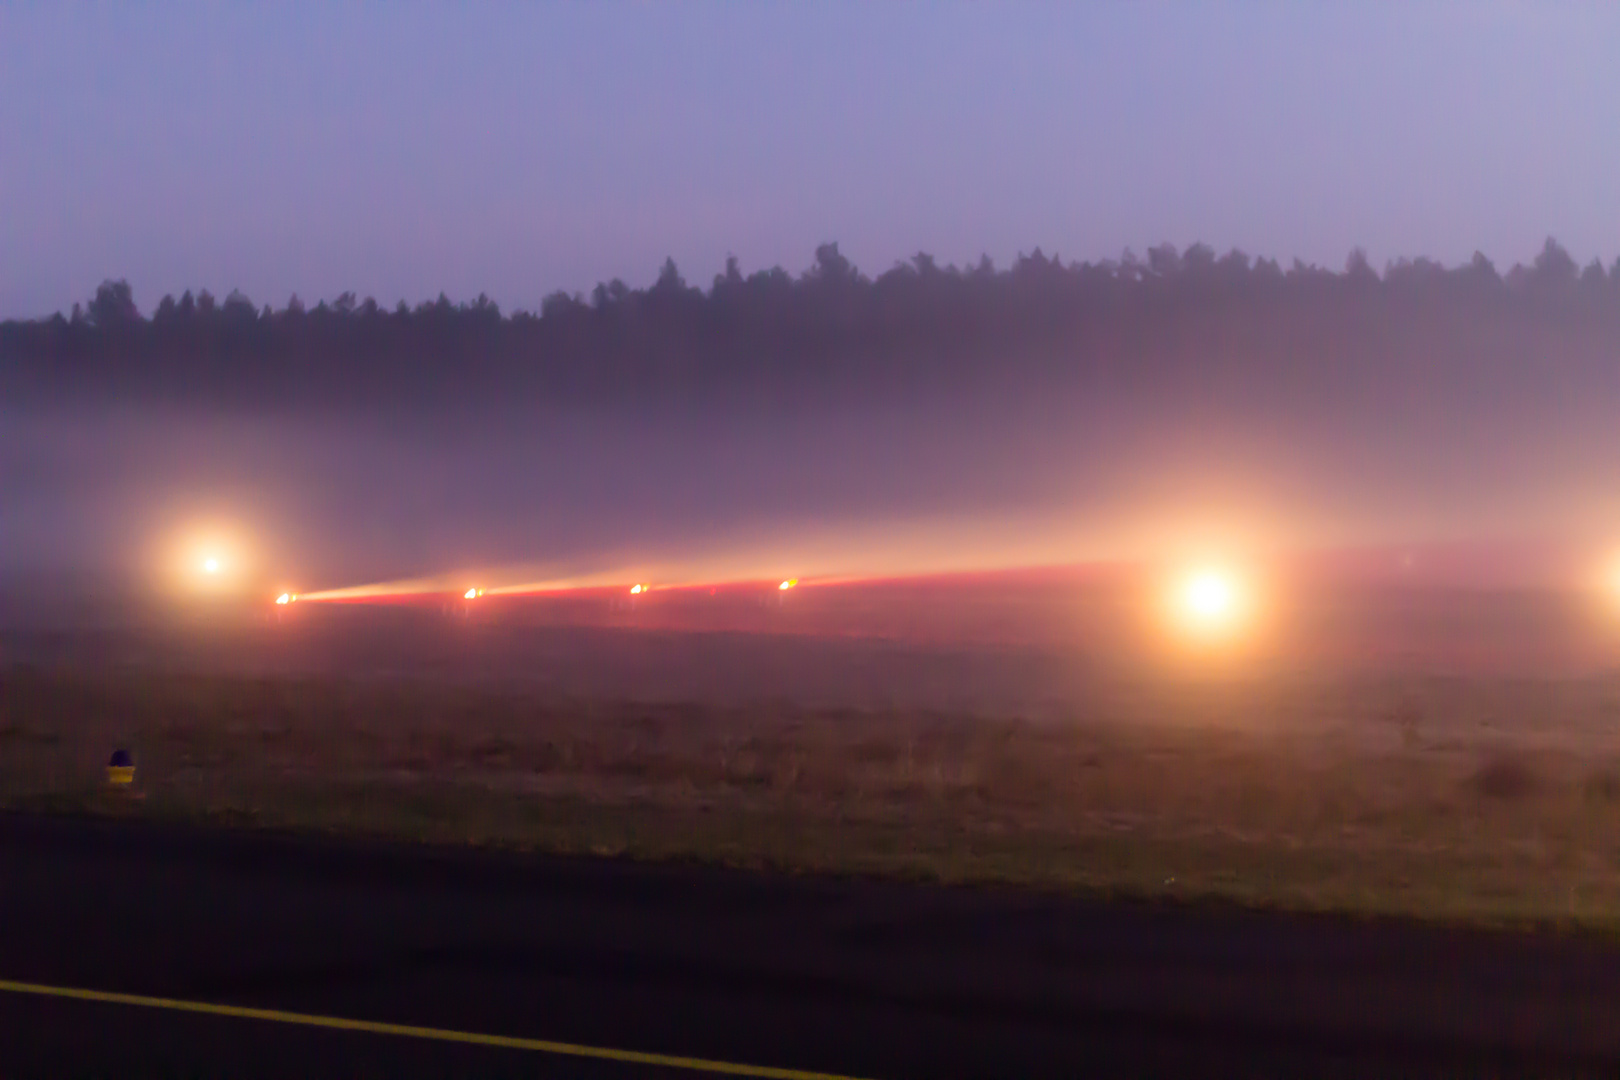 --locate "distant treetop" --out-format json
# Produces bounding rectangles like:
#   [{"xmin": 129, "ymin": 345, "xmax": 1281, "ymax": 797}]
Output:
[{"xmin": 4, "ymin": 239, "xmax": 1617, "ymax": 411}]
